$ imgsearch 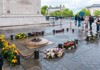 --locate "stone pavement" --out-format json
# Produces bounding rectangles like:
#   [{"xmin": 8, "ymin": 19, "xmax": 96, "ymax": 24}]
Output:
[{"xmin": 0, "ymin": 19, "xmax": 100, "ymax": 70}]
